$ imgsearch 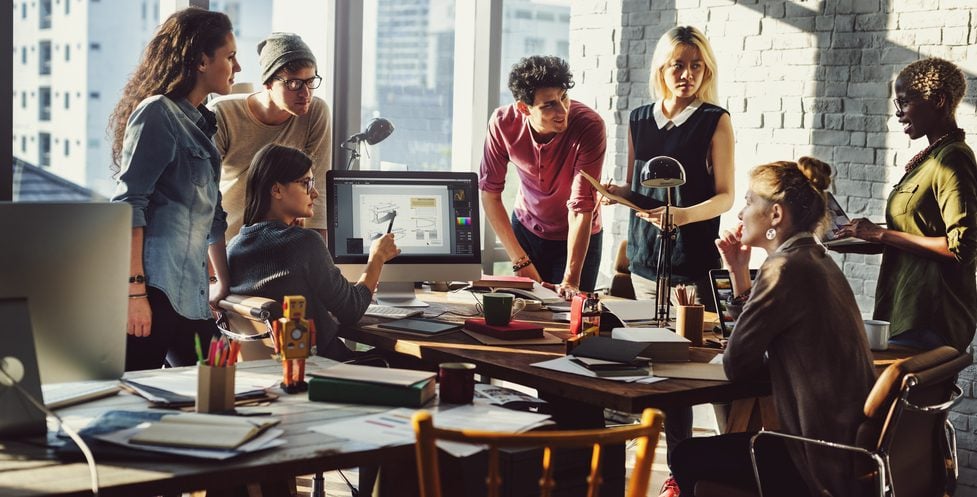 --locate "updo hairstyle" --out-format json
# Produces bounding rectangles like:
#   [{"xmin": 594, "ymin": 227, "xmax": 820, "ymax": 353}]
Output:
[{"xmin": 751, "ymin": 157, "xmax": 833, "ymax": 234}]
